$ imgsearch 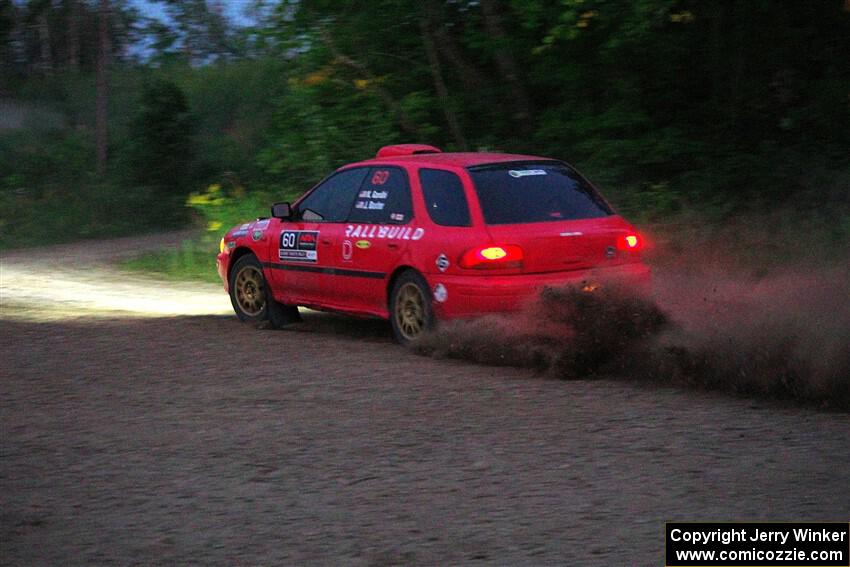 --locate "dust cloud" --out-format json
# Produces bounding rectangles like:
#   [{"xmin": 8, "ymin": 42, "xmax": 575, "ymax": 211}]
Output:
[{"xmin": 417, "ymin": 260, "xmax": 850, "ymax": 409}]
